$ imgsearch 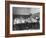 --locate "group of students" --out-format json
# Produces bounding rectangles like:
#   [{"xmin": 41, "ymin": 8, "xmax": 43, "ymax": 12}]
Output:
[{"xmin": 14, "ymin": 16, "xmax": 39, "ymax": 24}]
